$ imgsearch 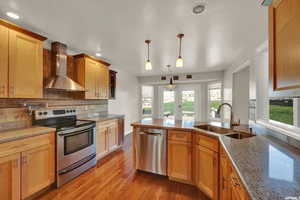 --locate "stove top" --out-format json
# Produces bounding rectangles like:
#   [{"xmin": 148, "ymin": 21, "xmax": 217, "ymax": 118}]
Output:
[{"xmin": 32, "ymin": 108, "xmax": 95, "ymax": 132}]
